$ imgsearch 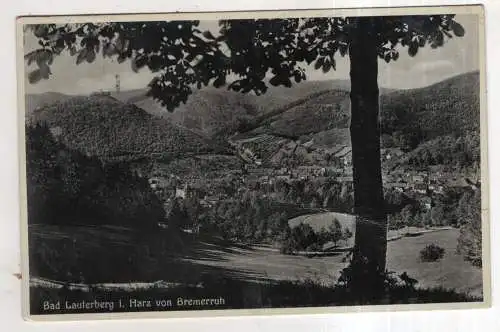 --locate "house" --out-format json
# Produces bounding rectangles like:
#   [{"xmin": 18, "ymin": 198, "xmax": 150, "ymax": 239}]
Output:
[
  {"xmin": 434, "ymin": 185, "xmax": 445, "ymax": 194},
  {"xmin": 448, "ymin": 178, "xmax": 469, "ymax": 189},
  {"xmin": 276, "ymin": 175, "xmax": 291, "ymax": 182},
  {"xmin": 412, "ymin": 175, "xmax": 425, "ymax": 184},
  {"xmin": 325, "ymin": 167, "xmax": 344, "ymax": 175},
  {"xmin": 247, "ymin": 168, "xmax": 270, "ymax": 178},
  {"xmin": 420, "ymin": 197, "xmax": 433, "ymax": 211},
  {"xmin": 49, "ymin": 126, "xmax": 63, "ymax": 138},
  {"xmin": 413, "ymin": 183, "xmax": 428, "ymax": 194},
  {"xmin": 381, "ymin": 148, "xmax": 404, "ymax": 161},
  {"xmin": 259, "ymin": 175, "xmax": 270, "ymax": 183},
  {"xmin": 333, "ymin": 146, "xmax": 352, "ymax": 168},
  {"xmin": 149, "ymin": 176, "xmax": 171, "ymax": 191},
  {"xmin": 181, "ymin": 223, "xmax": 201, "ymax": 236},
  {"xmin": 336, "ymin": 176, "xmax": 354, "ymax": 183},
  {"xmin": 296, "ymin": 165, "xmax": 325, "ymax": 177},
  {"xmin": 277, "ymin": 167, "xmax": 290, "ymax": 175},
  {"xmin": 387, "ymin": 182, "xmax": 408, "ymax": 192},
  {"xmin": 302, "ymin": 139, "xmax": 315, "ymax": 149},
  {"xmin": 175, "ymin": 186, "xmax": 186, "ymax": 199},
  {"xmin": 174, "ymin": 183, "xmax": 198, "ymax": 199},
  {"xmin": 157, "ymin": 222, "xmax": 169, "ymax": 229}
]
